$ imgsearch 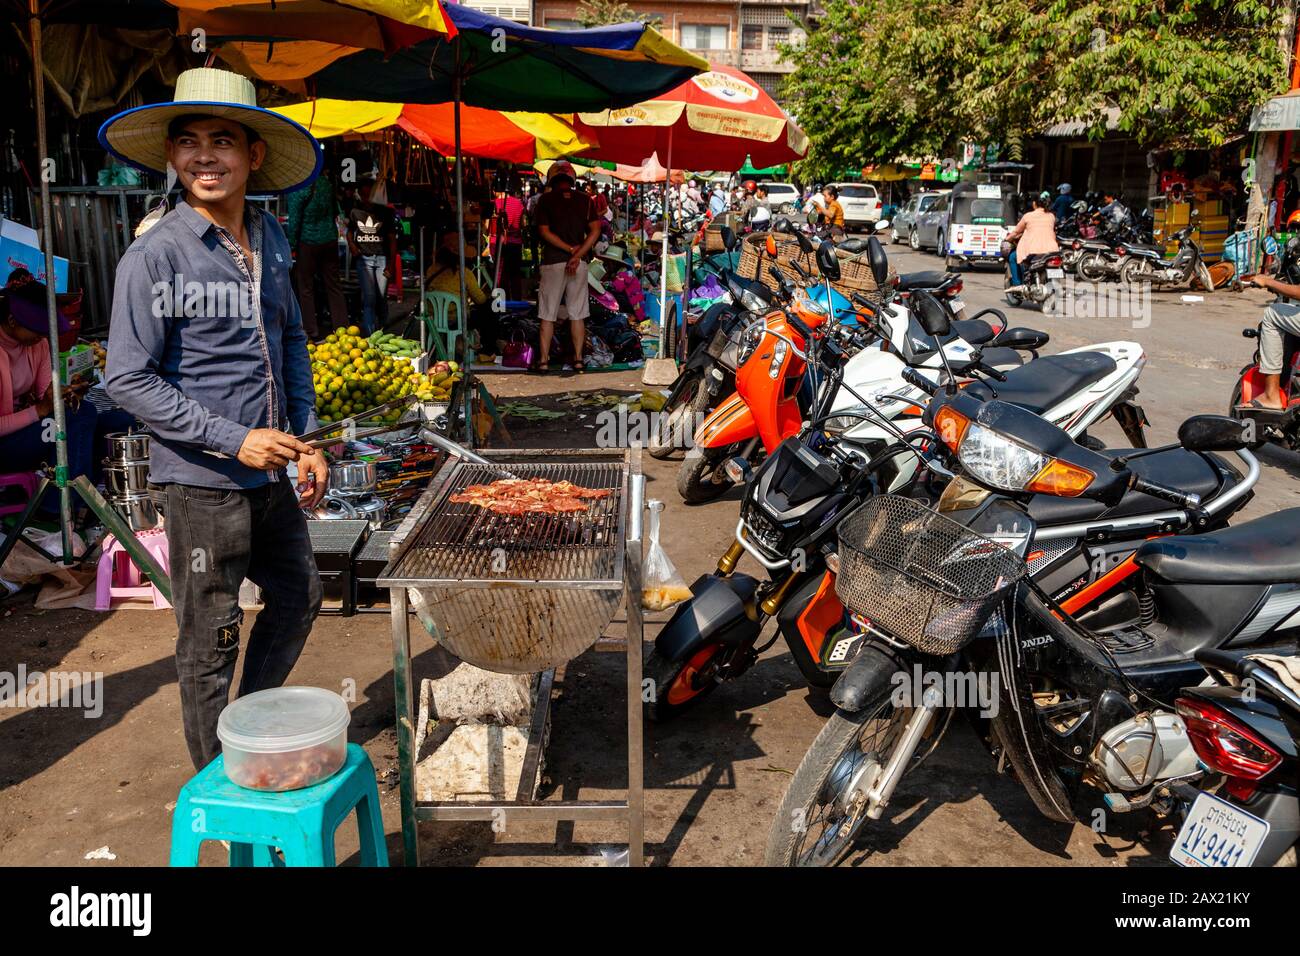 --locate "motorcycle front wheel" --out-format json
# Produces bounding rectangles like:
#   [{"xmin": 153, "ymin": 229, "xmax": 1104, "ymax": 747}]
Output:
[
  {"xmin": 1003, "ymin": 271, "xmax": 1024, "ymax": 308},
  {"xmin": 765, "ymin": 693, "xmax": 918, "ymax": 867},
  {"xmin": 1078, "ymin": 252, "xmax": 1108, "ymax": 282},
  {"xmin": 1119, "ymin": 257, "xmax": 1148, "ymax": 290},
  {"xmin": 1195, "ymin": 260, "xmax": 1216, "ymax": 294},
  {"xmin": 645, "ymin": 645, "xmax": 724, "ymax": 721},
  {"xmin": 676, "ymin": 445, "xmax": 736, "ymax": 504},
  {"xmin": 648, "ymin": 372, "xmax": 710, "ymax": 460}
]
